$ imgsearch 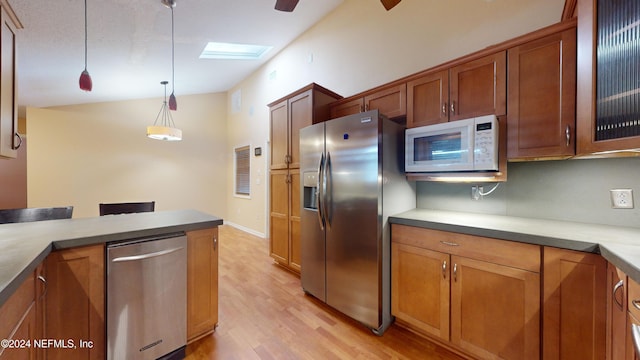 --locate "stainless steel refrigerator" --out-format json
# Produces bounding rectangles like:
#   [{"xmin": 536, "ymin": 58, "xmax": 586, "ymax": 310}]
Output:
[{"xmin": 299, "ymin": 110, "xmax": 415, "ymax": 335}]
